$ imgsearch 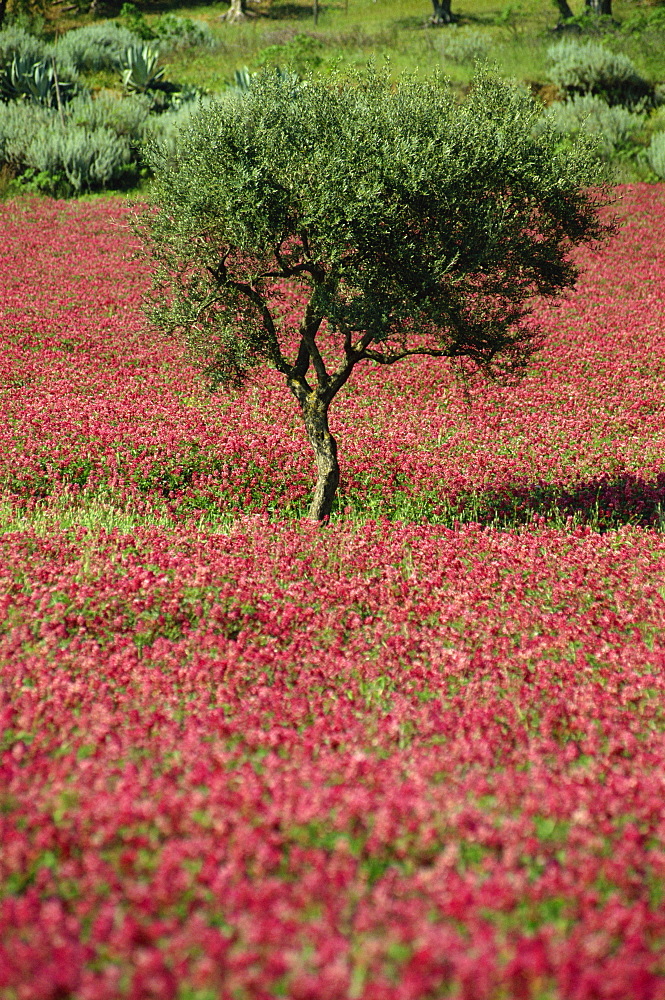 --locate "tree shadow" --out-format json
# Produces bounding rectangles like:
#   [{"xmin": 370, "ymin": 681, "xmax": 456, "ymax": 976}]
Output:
[
  {"xmin": 461, "ymin": 472, "xmax": 665, "ymax": 531},
  {"xmin": 461, "ymin": 12, "xmax": 505, "ymax": 25},
  {"xmin": 392, "ymin": 16, "xmax": 430, "ymax": 30},
  {"xmin": 265, "ymin": 2, "xmax": 319, "ymax": 20}
]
